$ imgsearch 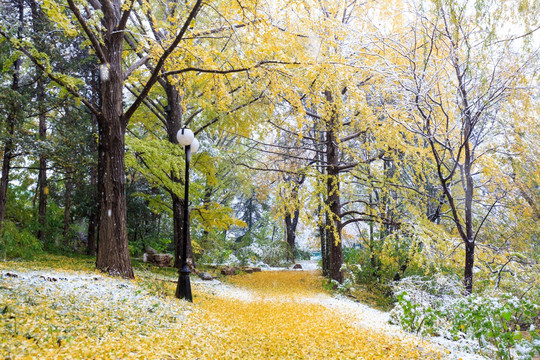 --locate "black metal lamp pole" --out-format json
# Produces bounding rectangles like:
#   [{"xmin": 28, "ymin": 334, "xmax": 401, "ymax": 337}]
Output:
[{"xmin": 175, "ymin": 144, "xmax": 193, "ymax": 301}]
